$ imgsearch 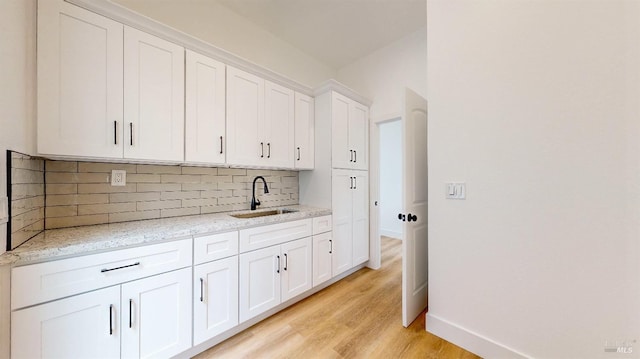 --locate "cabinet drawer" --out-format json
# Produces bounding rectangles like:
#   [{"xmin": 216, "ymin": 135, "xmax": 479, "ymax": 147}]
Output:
[
  {"xmin": 194, "ymin": 231, "xmax": 239, "ymax": 265},
  {"xmin": 239, "ymin": 219, "xmax": 312, "ymax": 253},
  {"xmin": 11, "ymin": 238, "xmax": 192, "ymax": 310},
  {"xmin": 312, "ymin": 215, "xmax": 332, "ymax": 235}
]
